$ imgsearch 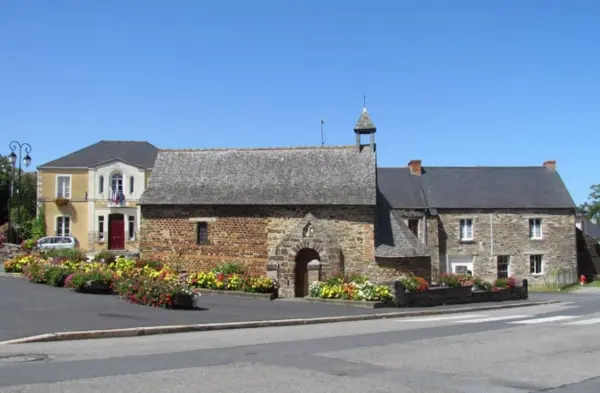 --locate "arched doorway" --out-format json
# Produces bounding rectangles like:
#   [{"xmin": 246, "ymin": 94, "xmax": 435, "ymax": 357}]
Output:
[{"xmin": 295, "ymin": 248, "xmax": 320, "ymax": 297}]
